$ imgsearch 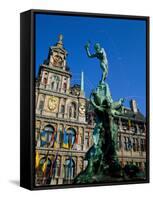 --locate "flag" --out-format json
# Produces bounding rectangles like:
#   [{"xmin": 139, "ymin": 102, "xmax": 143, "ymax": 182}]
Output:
[
  {"xmin": 52, "ymin": 153, "xmax": 58, "ymax": 177},
  {"xmin": 75, "ymin": 132, "xmax": 79, "ymax": 144},
  {"xmin": 72, "ymin": 132, "xmax": 79, "ymax": 150},
  {"xmin": 40, "ymin": 130, "xmax": 47, "ymax": 146},
  {"xmin": 71, "ymin": 133, "xmax": 75, "ymax": 148},
  {"xmin": 59, "ymin": 128, "xmax": 63, "ymax": 146},
  {"xmin": 68, "ymin": 133, "xmax": 72, "ymax": 149},
  {"xmin": 42, "ymin": 157, "xmax": 48, "ymax": 175},
  {"xmin": 42, "ymin": 151, "xmax": 50, "ymax": 176},
  {"xmin": 35, "ymin": 150, "xmax": 40, "ymax": 169},
  {"xmin": 49, "ymin": 157, "xmax": 53, "ymax": 177},
  {"xmin": 53, "ymin": 129, "xmax": 58, "ymax": 148},
  {"xmin": 50, "ymin": 131, "xmax": 55, "ymax": 147},
  {"xmin": 62, "ymin": 129, "xmax": 69, "ymax": 149},
  {"xmin": 68, "ymin": 130, "xmax": 76, "ymax": 149}
]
